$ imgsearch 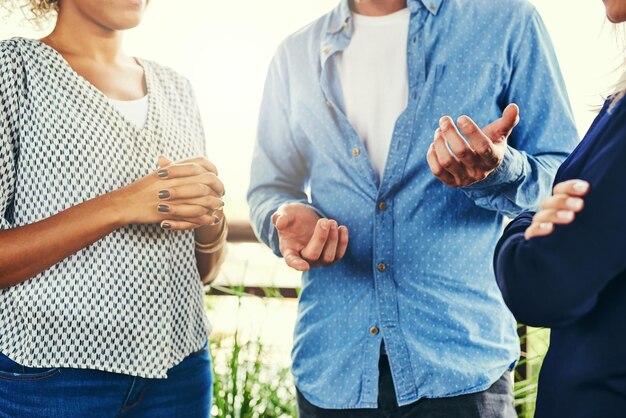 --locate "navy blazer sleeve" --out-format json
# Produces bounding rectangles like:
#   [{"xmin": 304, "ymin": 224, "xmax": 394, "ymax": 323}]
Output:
[{"xmin": 494, "ymin": 100, "xmax": 626, "ymax": 328}]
